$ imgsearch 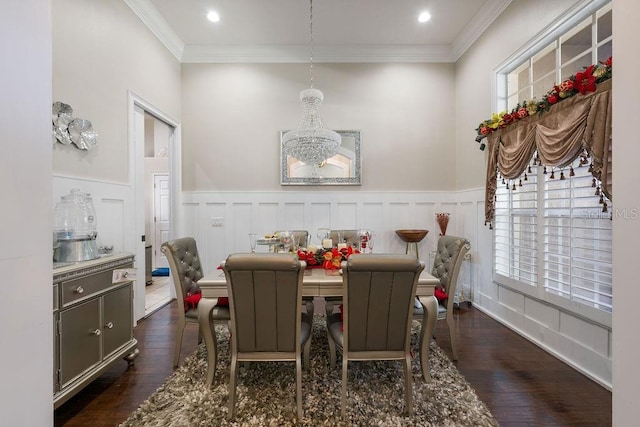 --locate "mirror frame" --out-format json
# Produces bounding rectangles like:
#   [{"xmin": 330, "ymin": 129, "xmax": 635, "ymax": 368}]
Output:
[{"xmin": 280, "ymin": 130, "xmax": 361, "ymax": 186}]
